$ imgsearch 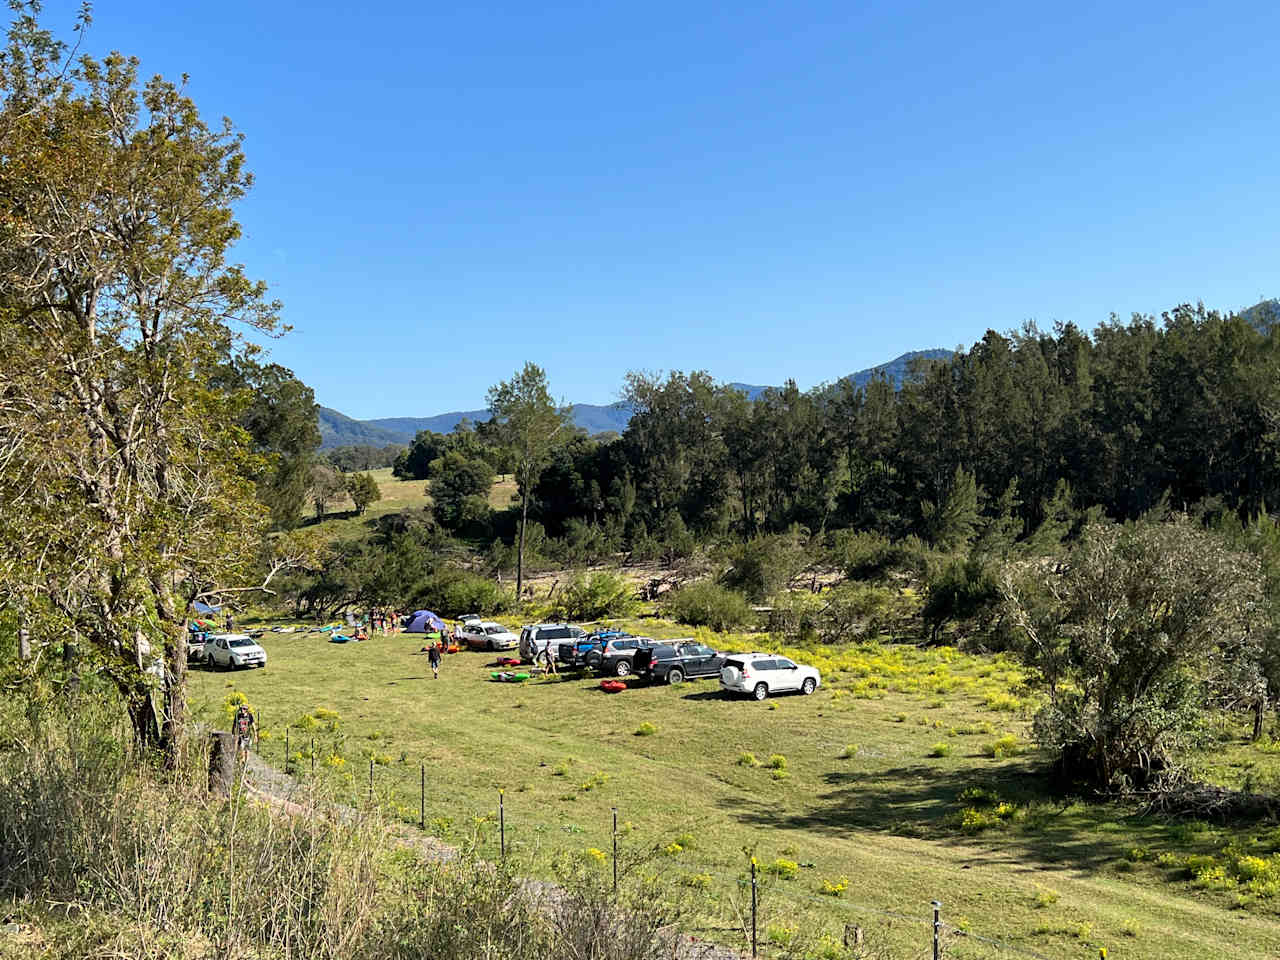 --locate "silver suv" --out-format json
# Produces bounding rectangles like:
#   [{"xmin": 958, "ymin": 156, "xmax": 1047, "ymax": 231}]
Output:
[{"xmin": 519, "ymin": 623, "xmax": 587, "ymax": 662}]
